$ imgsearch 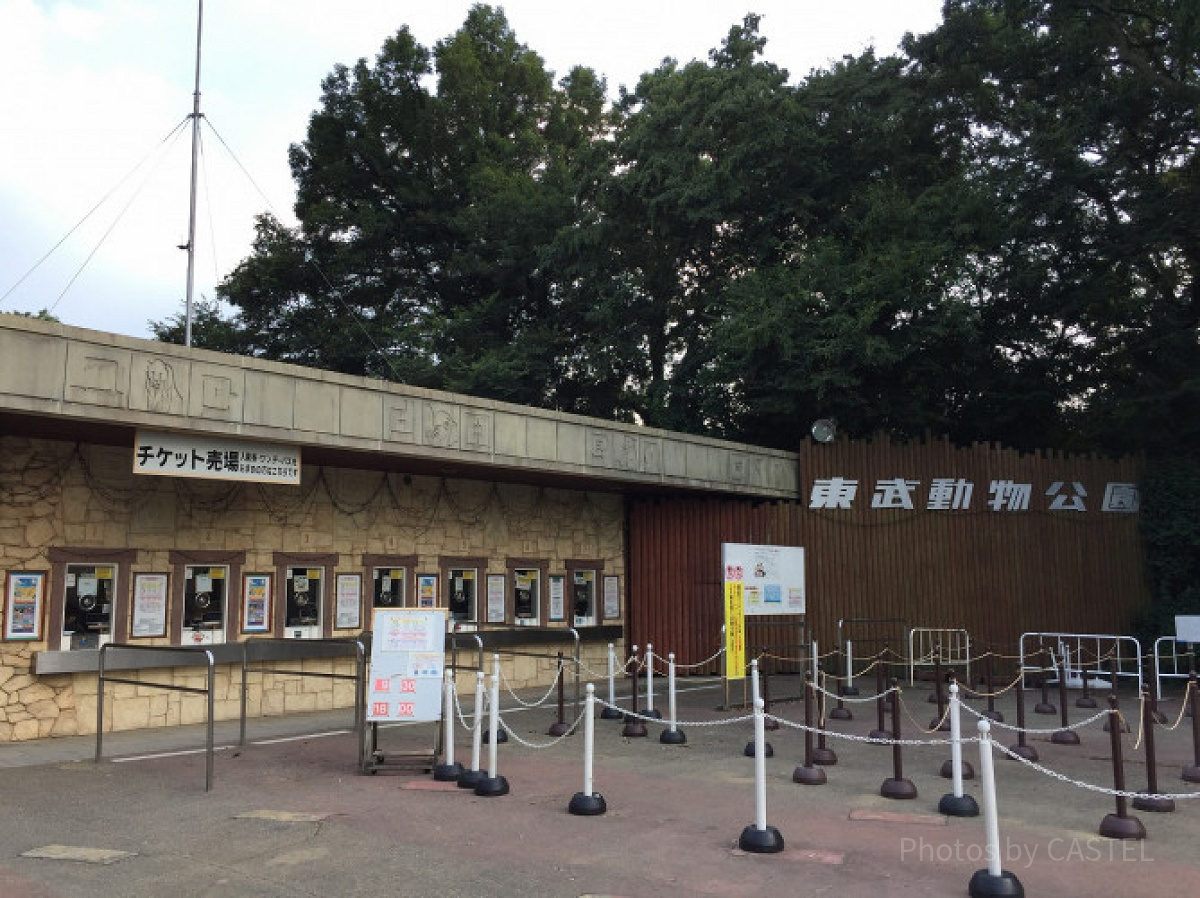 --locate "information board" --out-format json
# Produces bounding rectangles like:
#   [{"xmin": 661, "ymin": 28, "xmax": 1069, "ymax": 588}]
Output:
[
  {"xmin": 721, "ymin": 543, "xmax": 805, "ymax": 616},
  {"xmin": 366, "ymin": 608, "xmax": 446, "ymax": 722}
]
